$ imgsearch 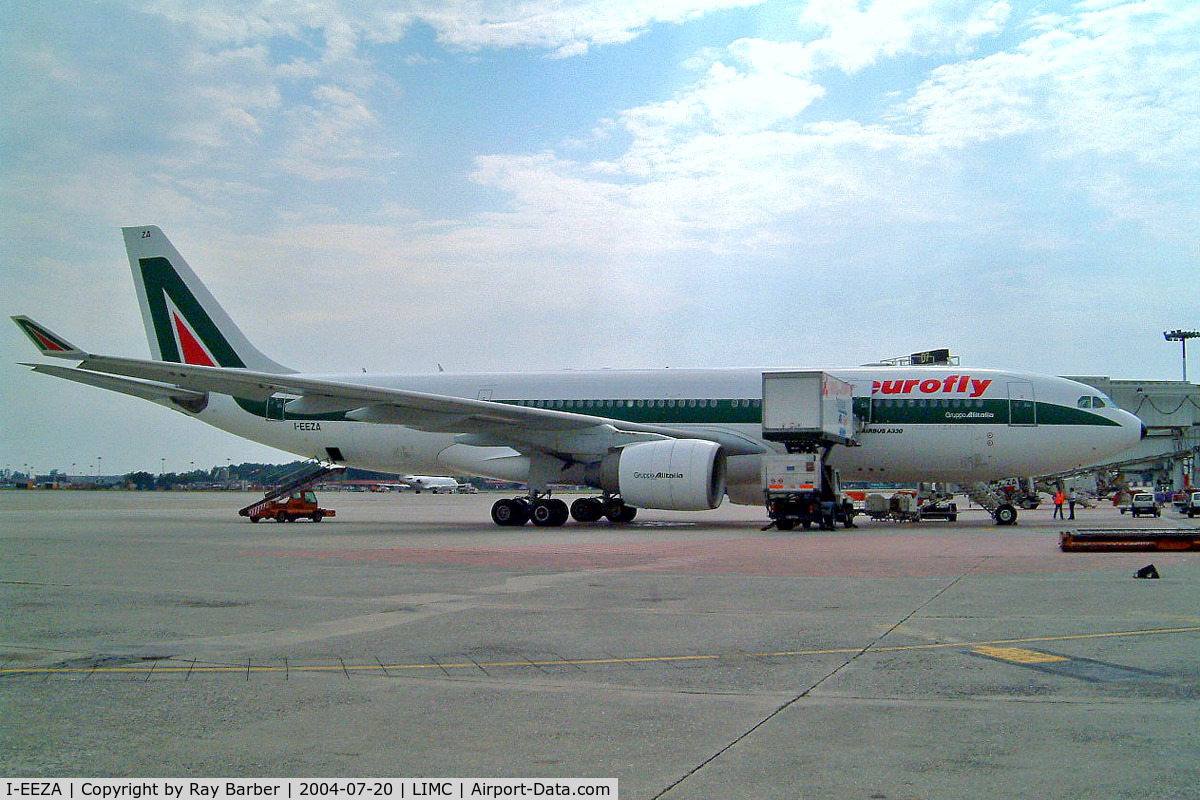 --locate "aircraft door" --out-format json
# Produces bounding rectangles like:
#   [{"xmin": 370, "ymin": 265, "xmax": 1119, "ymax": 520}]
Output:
[
  {"xmin": 1008, "ymin": 381, "xmax": 1036, "ymax": 426},
  {"xmin": 266, "ymin": 396, "xmax": 288, "ymax": 421}
]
